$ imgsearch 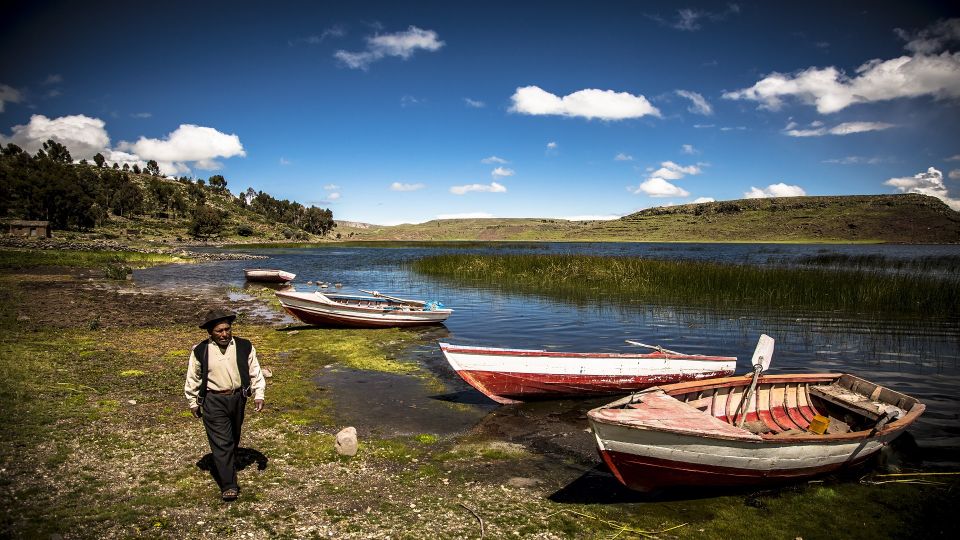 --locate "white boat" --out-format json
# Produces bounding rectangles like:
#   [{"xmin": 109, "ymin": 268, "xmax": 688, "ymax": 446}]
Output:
[
  {"xmin": 587, "ymin": 372, "xmax": 925, "ymax": 492},
  {"xmin": 244, "ymin": 268, "xmax": 296, "ymax": 283},
  {"xmin": 275, "ymin": 289, "xmax": 452, "ymax": 328},
  {"xmin": 439, "ymin": 342, "xmax": 736, "ymax": 404}
]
